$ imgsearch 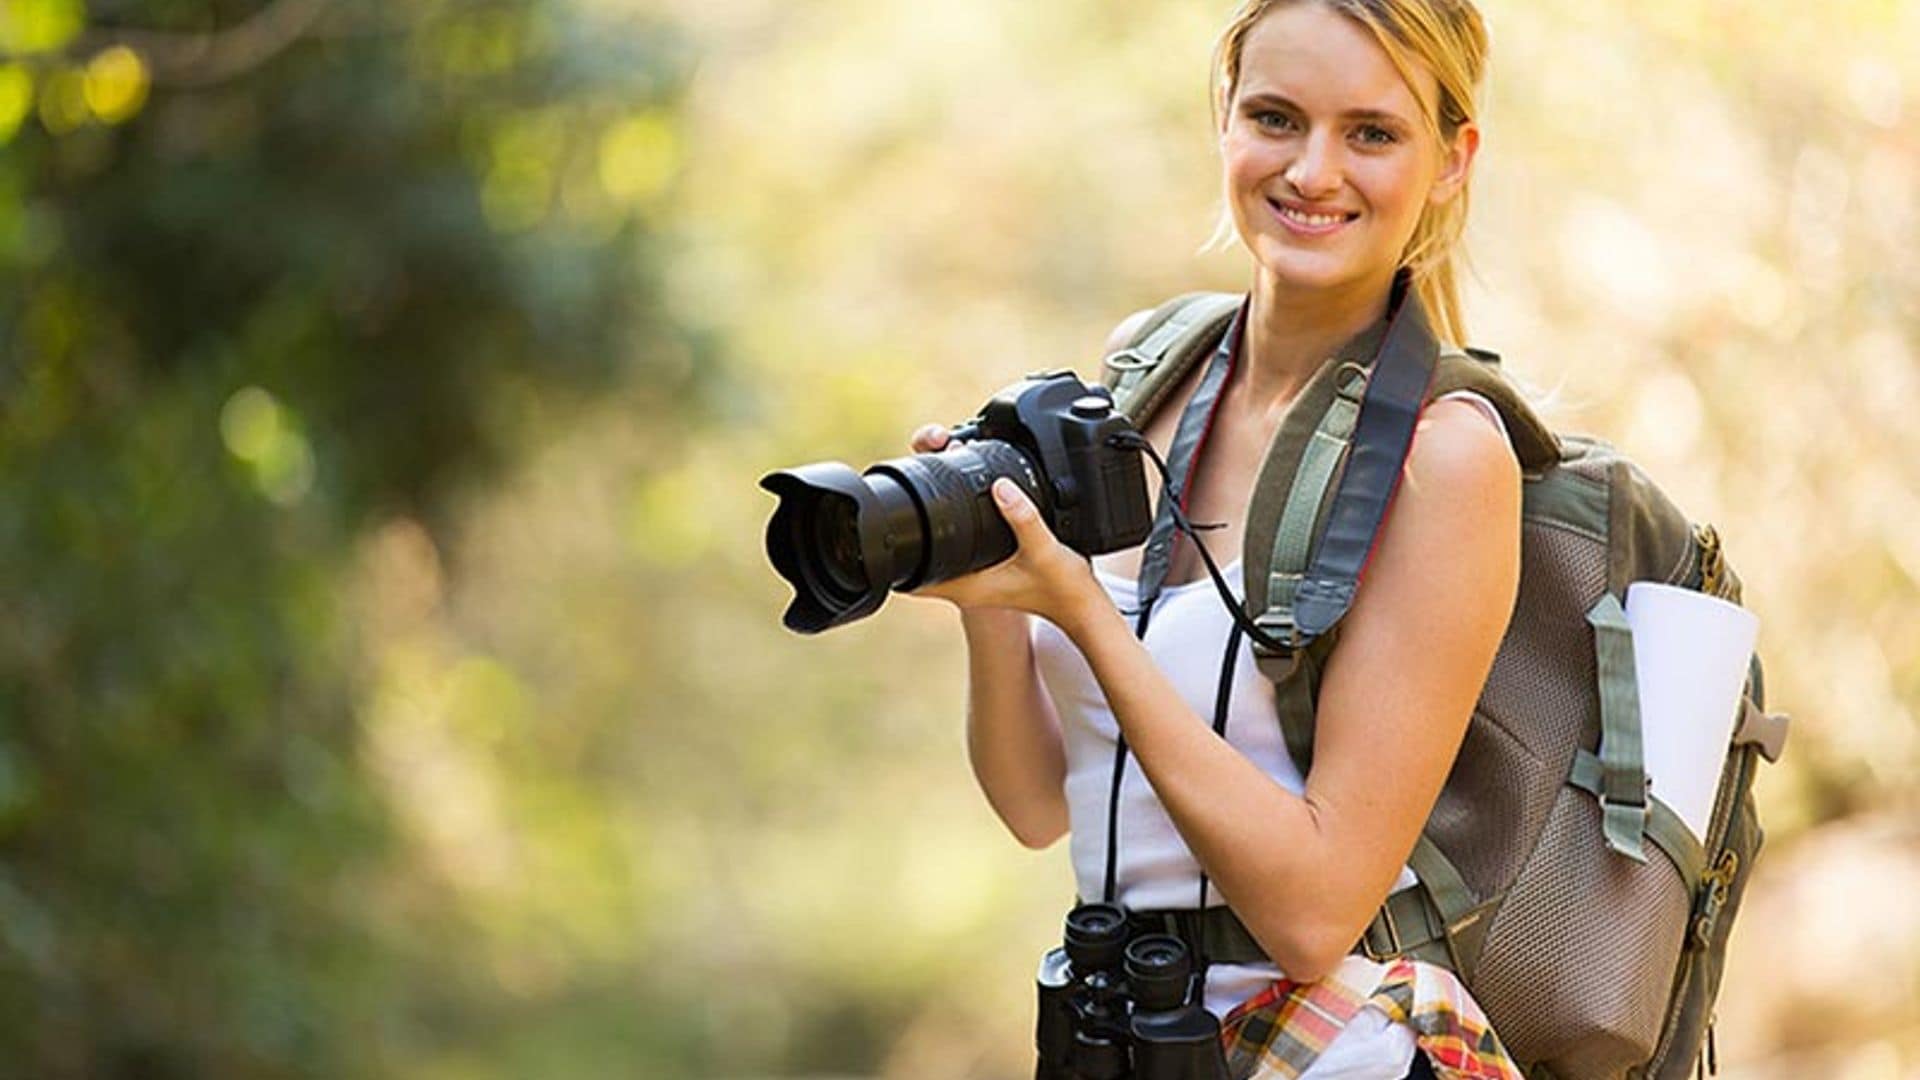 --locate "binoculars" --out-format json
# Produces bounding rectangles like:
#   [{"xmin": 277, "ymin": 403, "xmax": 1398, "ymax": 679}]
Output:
[{"xmin": 1034, "ymin": 902, "xmax": 1231, "ymax": 1080}]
